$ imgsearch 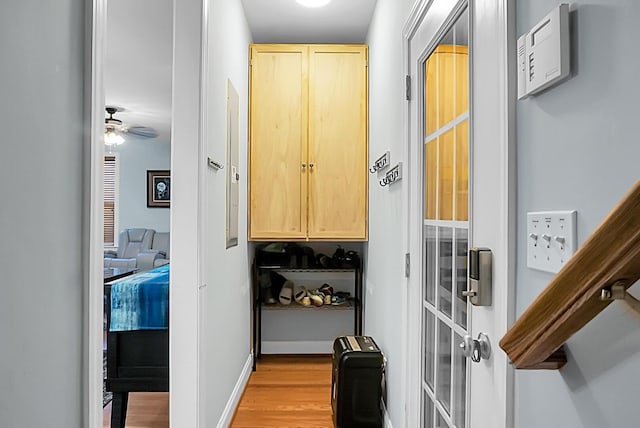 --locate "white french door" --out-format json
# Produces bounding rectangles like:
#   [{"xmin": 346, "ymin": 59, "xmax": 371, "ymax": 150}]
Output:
[
  {"xmin": 420, "ymin": 6, "xmax": 470, "ymax": 427},
  {"xmin": 405, "ymin": 1, "xmax": 515, "ymax": 427}
]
